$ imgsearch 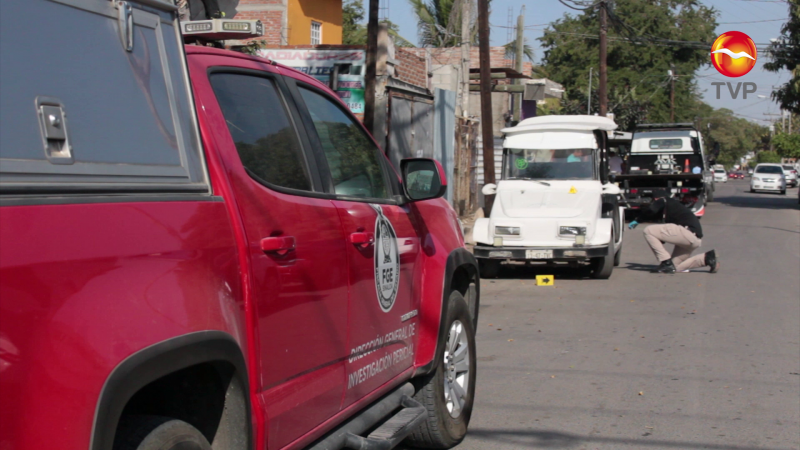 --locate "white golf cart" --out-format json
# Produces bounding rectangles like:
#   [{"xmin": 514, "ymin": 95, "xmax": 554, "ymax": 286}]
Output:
[{"xmin": 472, "ymin": 115, "xmax": 625, "ymax": 279}]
